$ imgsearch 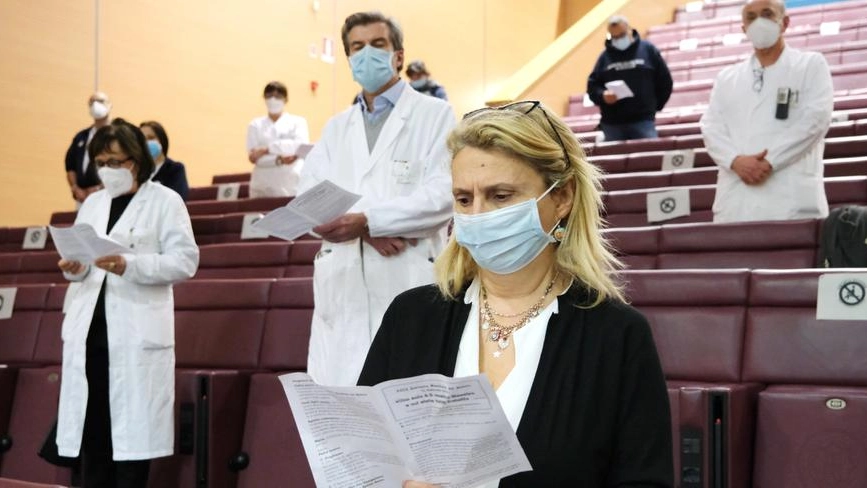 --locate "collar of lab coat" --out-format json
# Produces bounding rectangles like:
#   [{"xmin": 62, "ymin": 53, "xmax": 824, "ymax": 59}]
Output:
[
  {"xmin": 349, "ymin": 84, "xmax": 422, "ymax": 179},
  {"xmin": 88, "ymin": 181, "xmax": 155, "ymax": 238}
]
